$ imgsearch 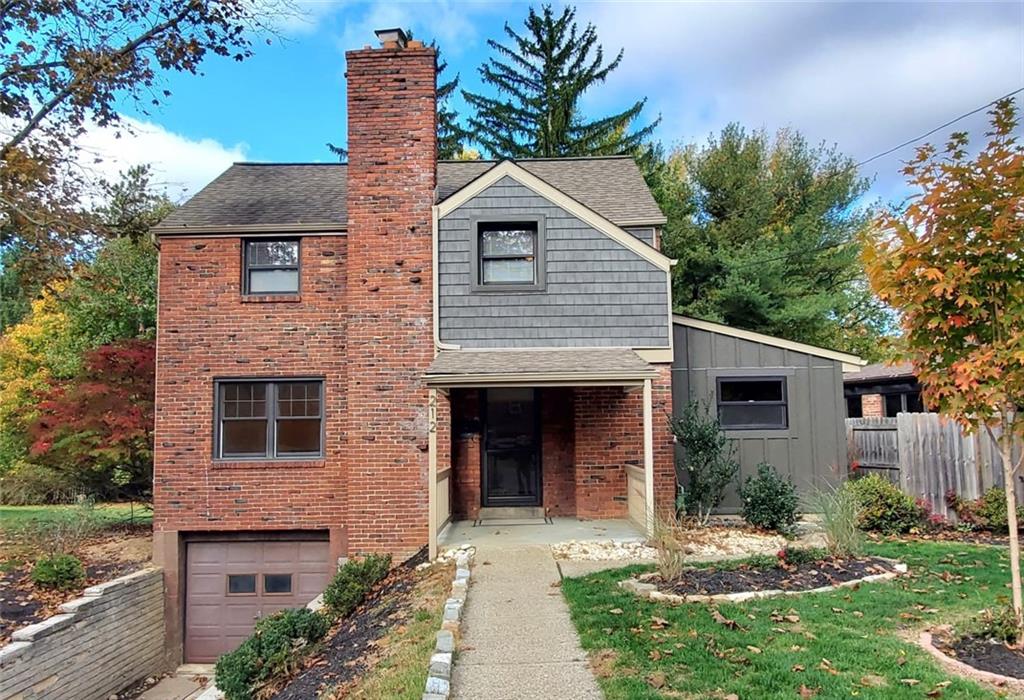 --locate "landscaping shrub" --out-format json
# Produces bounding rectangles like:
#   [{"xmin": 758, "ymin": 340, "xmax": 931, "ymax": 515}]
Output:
[
  {"xmin": 778, "ymin": 546, "xmax": 828, "ymax": 566},
  {"xmin": 948, "ymin": 487, "xmax": 1024, "ymax": 532},
  {"xmin": 215, "ymin": 608, "xmax": 329, "ymax": 700},
  {"xmin": 848, "ymin": 474, "xmax": 924, "ymax": 534},
  {"xmin": 322, "ymin": 553, "xmax": 392, "ymax": 620},
  {"xmin": 650, "ymin": 507, "xmax": 689, "ymax": 581},
  {"xmin": 808, "ymin": 481, "xmax": 864, "ymax": 557},
  {"xmin": 670, "ymin": 399, "xmax": 739, "ymax": 525},
  {"xmin": 739, "ymin": 462, "xmax": 798, "ymax": 534},
  {"xmin": 968, "ymin": 599, "xmax": 1020, "ymax": 645},
  {"xmin": 31, "ymin": 553, "xmax": 85, "ymax": 590},
  {"xmin": 16, "ymin": 497, "xmax": 101, "ymax": 555}
]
